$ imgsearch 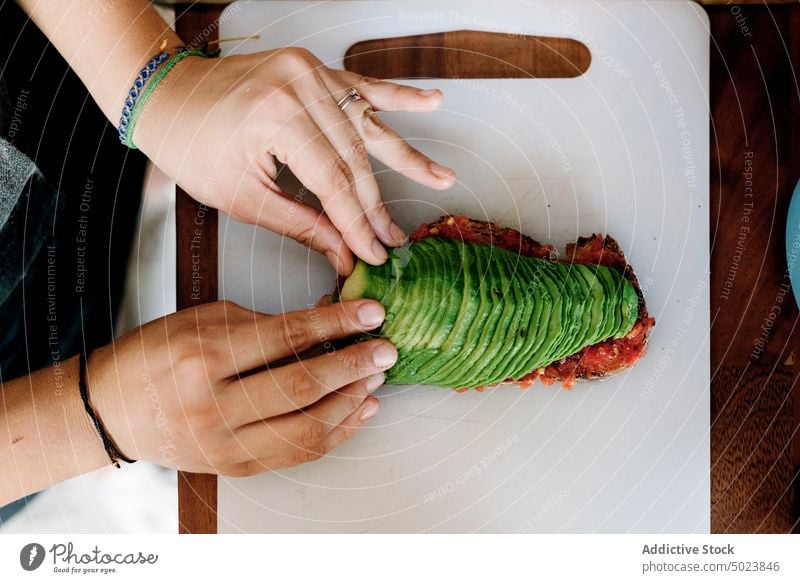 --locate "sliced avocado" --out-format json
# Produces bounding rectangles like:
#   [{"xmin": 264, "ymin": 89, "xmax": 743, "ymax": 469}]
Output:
[
  {"xmin": 340, "ymin": 261, "xmax": 369, "ymax": 301},
  {"xmin": 450, "ymin": 243, "xmax": 516, "ymax": 387},
  {"xmin": 403, "ymin": 240, "xmax": 445, "ymax": 351},
  {"xmin": 381, "ymin": 247, "xmax": 425, "ymax": 347},
  {"xmin": 390, "ymin": 238, "xmax": 468, "ymax": 381},
  {"xmin": 412, "ymin": 240, "xmax": 482, "ymax": 381},
  {"xmin": 429, "ymin": 241, "xmax": 494, "ymax": 385},
  {"xmin": 509, "ymin": 259, "xmax": 558, "ymax": 379},
  {"xmin": 590, "ymin": 264, "xmax": 619, "ymax": 343},
  {"xmin": 572, "ymin": 264, "xmax": 604, "ymax": 348},
  {"xmin": 490, "ymin": 249, "xmax": 545, "ymax": 383},
  {"xmin": 338, "ymin": 236, "xmax": 640, "ymax": 388},
  {"xmin": 545, "ymin": 261, "xmax": 584, "ymax": 363},
  {"xmin": 617, "ymin": 270, "xmax": 640, "ymax": 338},
  {"xmin": 471, "ymin": 244, "xmax": 531, "ymax": 386},
  {"xmin": 388, "ymin": 239, "xmax": 453, "ymax": 382}
]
